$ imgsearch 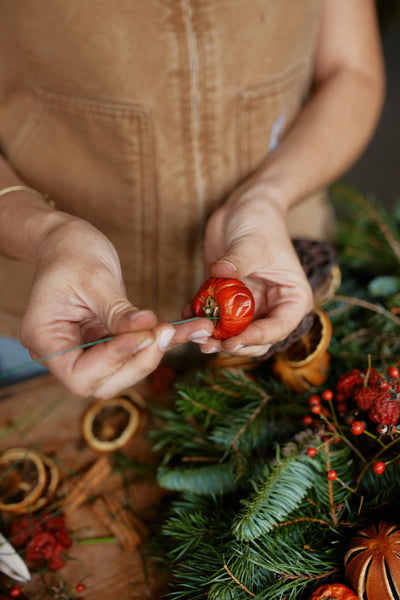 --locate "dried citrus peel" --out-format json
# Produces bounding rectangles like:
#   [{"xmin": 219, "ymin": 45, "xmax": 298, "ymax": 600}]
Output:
[{"xmin": 82, "ymin": 395, "xmax": 143, "ymax": 452}]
